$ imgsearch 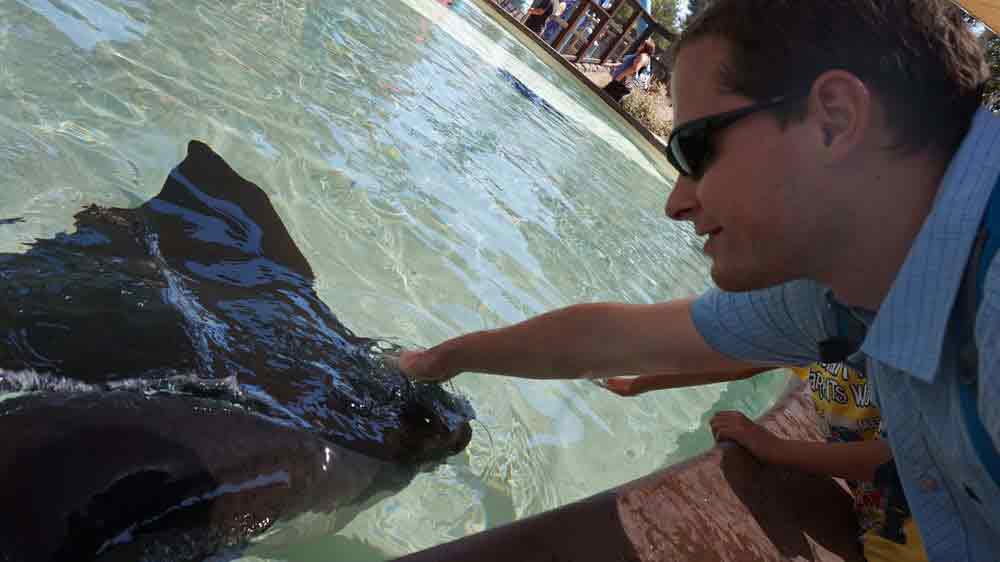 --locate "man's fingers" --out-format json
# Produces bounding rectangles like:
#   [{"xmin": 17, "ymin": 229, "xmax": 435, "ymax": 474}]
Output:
[
  {"xmin": 396, "ymin": 349, "xmax": 445, "ymax": 382},
  {"xmin": 382, "ymin": 352, "xmax": 402, "ymax": 371}
]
